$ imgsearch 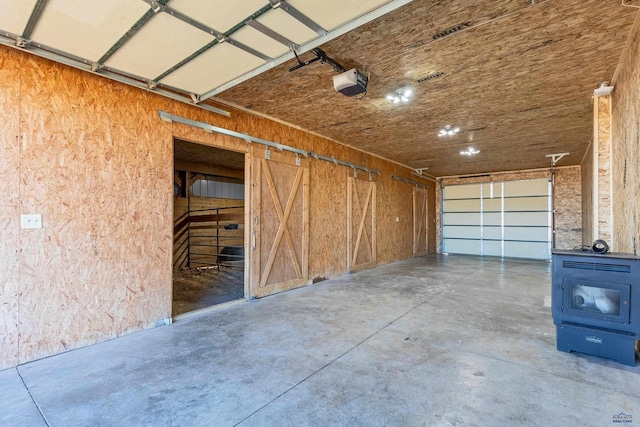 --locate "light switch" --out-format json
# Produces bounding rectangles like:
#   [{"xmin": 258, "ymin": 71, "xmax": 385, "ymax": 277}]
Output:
[
  {"xmin": 21, "ymin": 214, "xmax": 42, "ymax": 229},
  {"xmin": 395, "ymin": 217, "xmax": 400, "ymax": 222}
]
